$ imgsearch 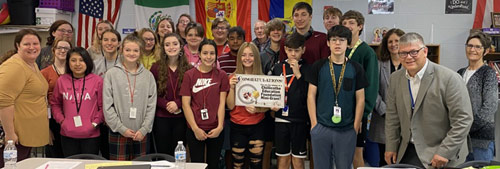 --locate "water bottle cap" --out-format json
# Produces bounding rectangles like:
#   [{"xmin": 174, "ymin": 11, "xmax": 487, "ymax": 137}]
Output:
[
  {"xmin": 178, "ymin": 141, "xmax": 183, "ymax": 144},
  {"xmin": 7, "ymin": 140, "xmax": 13, "ymax": 144}
]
